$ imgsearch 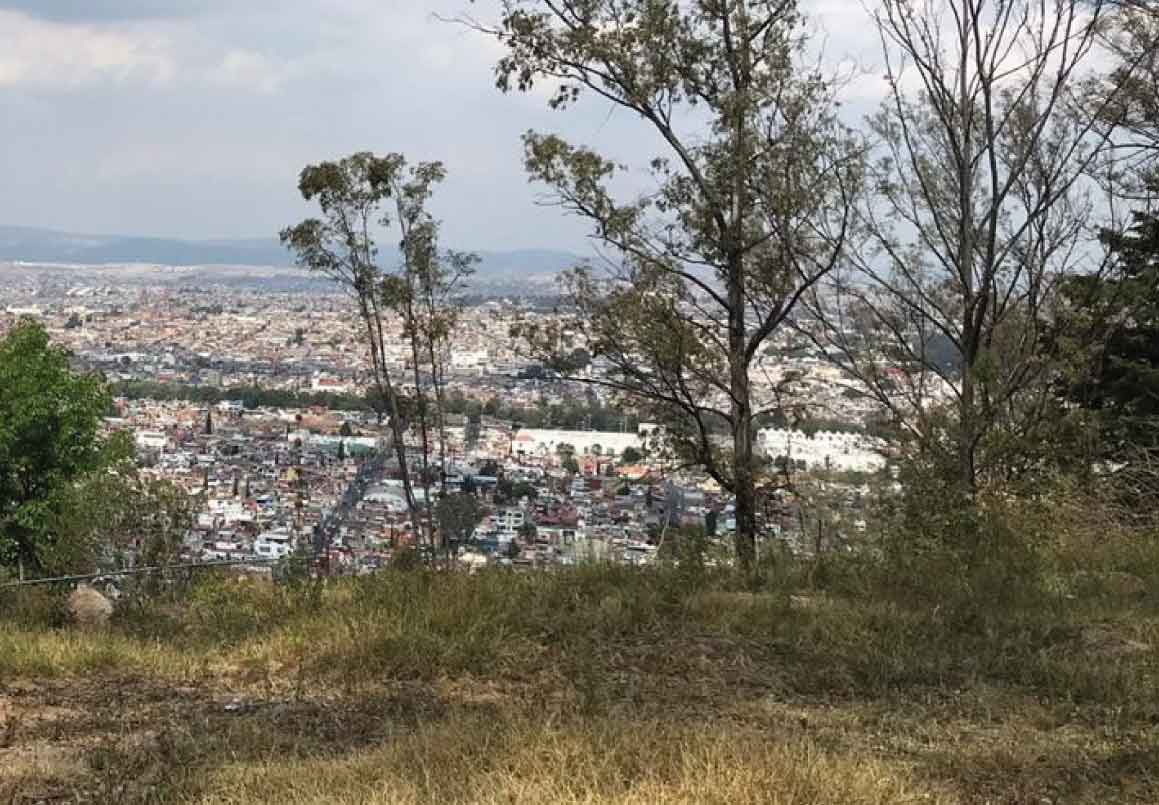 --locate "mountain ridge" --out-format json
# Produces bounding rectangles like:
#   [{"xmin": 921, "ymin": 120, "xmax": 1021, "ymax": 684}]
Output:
[{"xmin": 0, "ymin": 225, "xmax": 583, "ymax": 278}]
